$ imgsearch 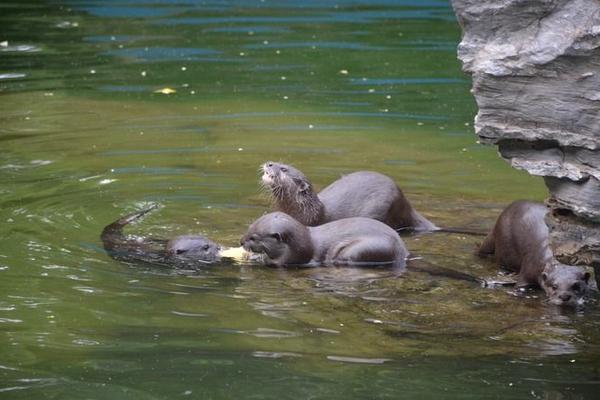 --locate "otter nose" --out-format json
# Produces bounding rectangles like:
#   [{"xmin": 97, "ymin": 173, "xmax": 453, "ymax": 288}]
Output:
[{"xmin": 559, "ymin": 293, "xmax": 572, "ymax": 302}]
